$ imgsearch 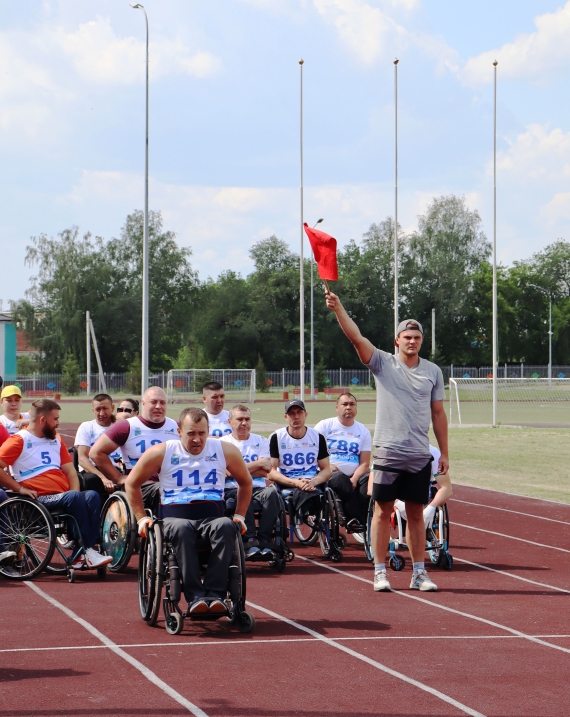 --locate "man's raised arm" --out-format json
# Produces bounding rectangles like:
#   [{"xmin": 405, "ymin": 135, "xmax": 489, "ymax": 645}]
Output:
[{"xmin": 325, "ymin": 291, "xmax": 375, "ymax": 364}]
